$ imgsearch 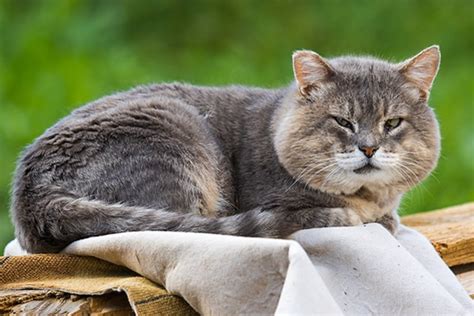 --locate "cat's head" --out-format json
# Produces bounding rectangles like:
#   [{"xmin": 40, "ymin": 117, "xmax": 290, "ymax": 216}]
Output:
[{"xmin": 273, "ymin": 46, "xmax": 441, "ymax": 195}]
